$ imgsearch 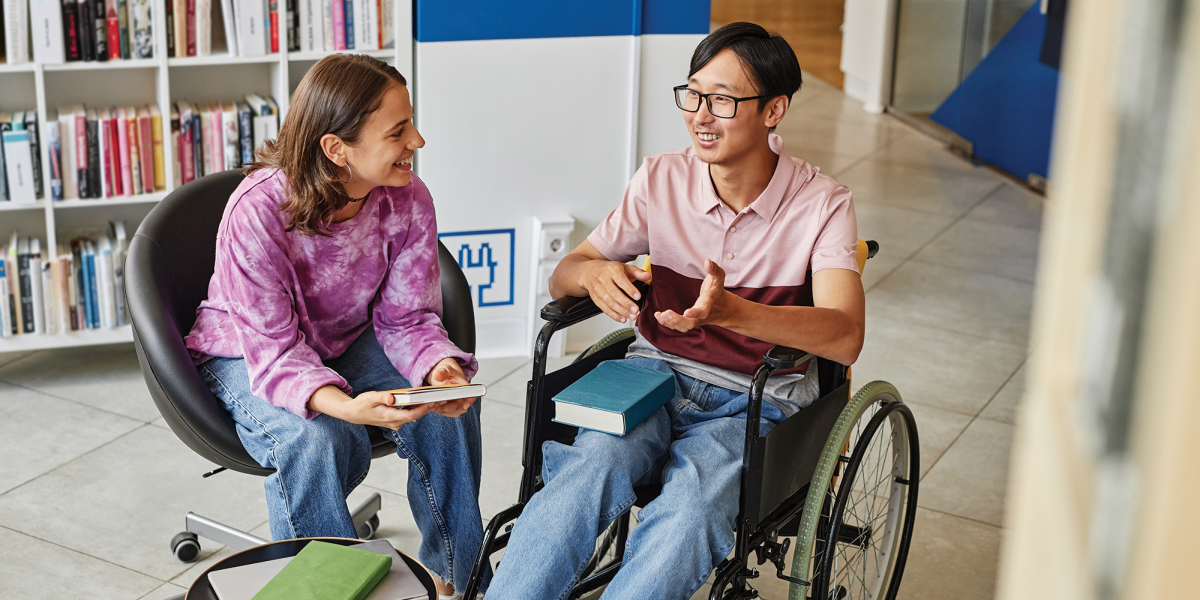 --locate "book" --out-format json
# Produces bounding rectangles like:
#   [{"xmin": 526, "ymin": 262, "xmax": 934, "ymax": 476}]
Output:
[
  {"xmin": 7, "ymin": 233, "xmax": 20, "ymax": 334},
  {"xmin": 115, "ymin": 106, "xmax": 131, "ymax": 194},
  {"xmin": 268, "ymin": 0, "xmax": 278, "ymax": 53},
  {"xmin": 106, "ymin": 108, "xmax": 122, "ymax": 195},
  {"xmin": 190, "ymin": 109, "xmax": 202, "ymax": 177},
  {"xmin": 98, "ymin": 107, "xmax": 112, "ymax": 197},
  {"xmin": 2, "ymin": 129, "xmax": 37, "ymax": 203},
  {"xmin": 221, "ymin": 101, "xmax": 239, "ymax": 169},
  {"xmin": 85, "ymin": 106, "xmax": 100, "ymax": 198},
  {"xmin": 219, "ymin": 0, "xmax": 238, "ymax": 55},
  {"xmin": 115, "ymin": 0, "xmax": 128, "ymax": 58},
  {"xmin": 70, "ymin": 105, "xmax": 88, "ymax": 198},
  {"xmin": 169, "ymin": 104, "xmax": 181, "ymax": 188},
  {"xmin": 200, "ymin": 103, "xmax": 215, "ymax": 175},
  {"xmin": 351, "ymin": 0, "xmax": 374, "ymax": 51},
  {"xmin": 82, "ymin": 240, "xmax": 98, "ymax": 329},
  {"xmin": 170, "ymin": 0, "xmax": 184, "ymax": 56},
  {"xmin": 104, "ymin": 0, "xmax": 119, "ymax": 59},
  {"xmin": 297, "ymin": 0, "xmax": 320, "ymax": 51},
  {"xmin": 251, "ymin": 540, "xmax": 391, "ymax": 600},
  {"xmin": 90, "ymin": 0, "xmax": 107, "ymax": 60},
  {"xmin": 162, "ymin": 0, "xmax": 173, "ymax": 56},
  {"xmin": 56, "ymin": 108, "xmax": 75, "ymax": 199},
  {"xmin": 47, "ymin": 120, "xmax": 62, "ymax": 201},
  {"xmin": 387, "ymin": 383, "xmax": 486, "ymax": 406},
  {"xmin": 207, "ymin": 539, "xmax": 426, "ymax": 600},
  {"xmin": 342, "ymin": 0, "xmax": 352, "ymax": 49},
  {"xmin": 136, "ymin": 106, "xmax": 154, "ymax": 193},
  {"xmin": 238, "ymin": 0, "xmax": 267, "ymax": 56},
  {"xmin": 96, "ymin": 233, "xmax": 116, "ymax": 328},
  {"xmin": 236, "ymin": 101, "xmax": 252, "ymax": 165},
  {"xmin": 69, "ymin": 239, "xmax": 85, "ymax": 328},
  {"xmin": 17, "ymin": 237, "xmax": 34, "ymax": 333},
  {"xmin": 380, "ymin": 0, "xmax": 391, "ymax": 49},
  {"xmin": 321, "ymin": 0, "xmax": 332, "ymax": 50},
  {"xmin": 0, "ymin": 113, "xmax": 9, "ymax": 201},
  {"xmin": 178, "ymin": 101, "xmax": 195, "ymax": 183},
  {"xmin": 130, "ymin": 0, "xmax": 151, "ymax": 58},
  {"xmin": 109, "ymin": 221, "xmax": 127, "ymax": 325},
  {"xmin": 61, "ymin": 0, "xmax": 80, "ymax": 61},
  {"xmin": 551, "ymin": 361, "xmax": 675, "ymax": 435},
  {"xmin": 57, "ymin": 243, "xmax": 76, "ymax": 330},
  {"xmin": 195, "ymin": 0, "xmax": 211, "ymax": 55},
  {"xmin": 150, "ymin": 104, "xmax": 164, "ymax": 190},
  {"xmin": 0, "ymin": 246, "xmax": 9, "ymax": 338},
  {"xmin": 77, "ymin": 0, "xmax": 93, "ymax": 61},
  {"xmin": 286, "ymin": 0, "xmax": 296, "ymax": 51},
  {"xmin": 24, "ymin": 111, "xmax": 43, "ymax": 200},
  {"xmin": 28, "ymin": 238, "xmax": 45, "ymax": 334},
  {"xmin": 31, "ymin": 0, "xmax": 67, "ymax": 64},
  {"xmin": 41, "ymin": 256, "xmax": 56, "ymax": 334},
  {"xmin": 330, "ymin": 0, "xmax": 343, "ymax": 50},
  {"xmin": 4, "ymin": 0, "xmax": 33, "ymax": 64}
]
